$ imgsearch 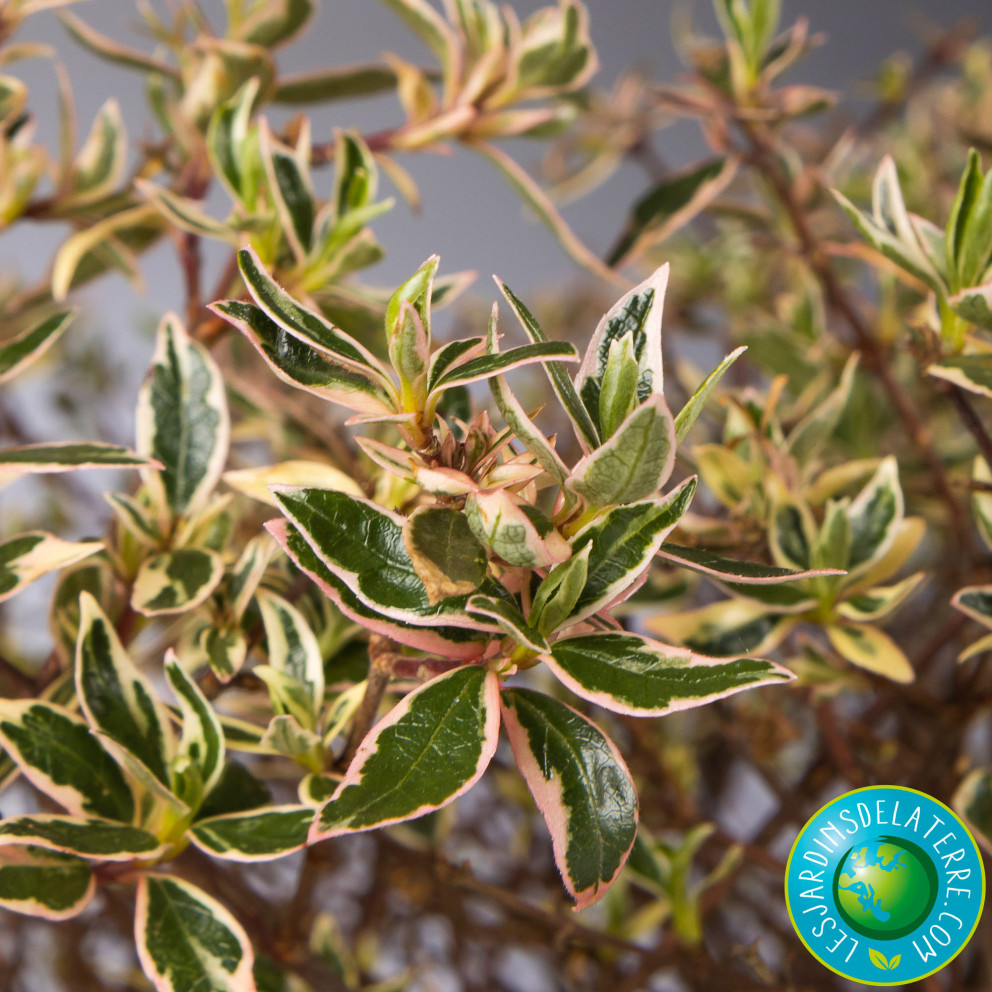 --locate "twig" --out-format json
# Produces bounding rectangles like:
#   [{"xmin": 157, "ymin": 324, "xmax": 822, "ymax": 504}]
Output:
[{"xmin": 341, "ymin": 634, "xmax": 399, "ymax": 765}]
